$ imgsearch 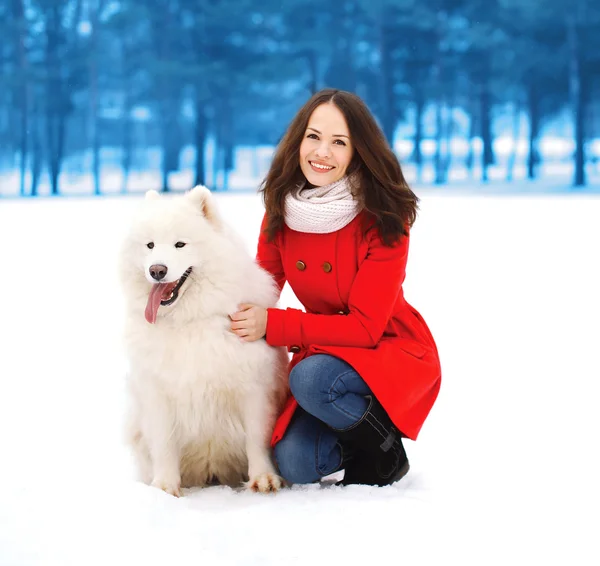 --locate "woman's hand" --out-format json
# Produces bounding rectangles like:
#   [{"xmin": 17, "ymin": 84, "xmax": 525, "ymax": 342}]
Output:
[{"xmin": 229, "ymin": 304, "xmax": 267, "ymax": 342}]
